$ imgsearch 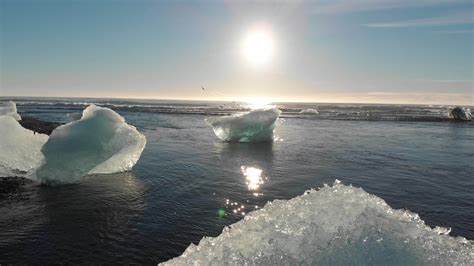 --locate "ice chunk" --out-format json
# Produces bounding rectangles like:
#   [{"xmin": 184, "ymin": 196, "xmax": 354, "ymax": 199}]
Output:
[
  {"xmin": 35, "ymin": 104, "xmax": 146, "ymax": 184},
  {"xmin": 448, "ymin": 106, "xmax": 472, "ymax": 121},
  {"xmin": 300, "ymin": 108, "xmax": 319, "ymax": 115},
  {"xmin": 0, "ymin": 101, "xmax": 21, "ymax": 121},
  {"xmin": 163, "ymin": 182, "xmax": 473, "ymax": 265},
  {"xmin": 0, "ymin": 116, "xmax": 48, "ymax": 177},
  {"xmin": 205, "ymin": 109, "xmax": 281, "ymax": 142}
]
